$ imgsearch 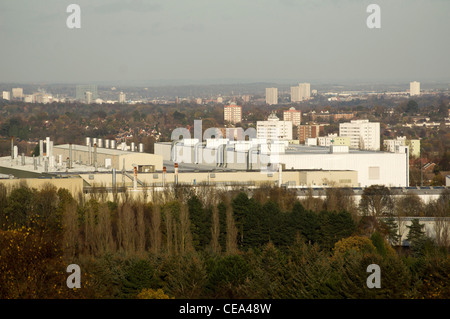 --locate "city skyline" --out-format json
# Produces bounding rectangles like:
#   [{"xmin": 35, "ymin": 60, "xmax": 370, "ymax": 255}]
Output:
[{"xmin": 0, "ymin": 0, "xmax": 449, "ymax": 84}]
